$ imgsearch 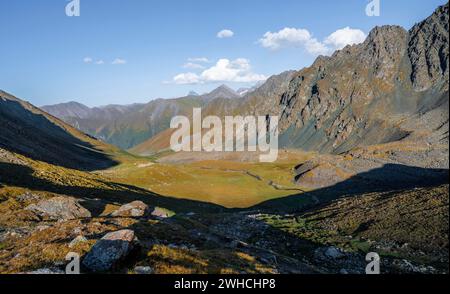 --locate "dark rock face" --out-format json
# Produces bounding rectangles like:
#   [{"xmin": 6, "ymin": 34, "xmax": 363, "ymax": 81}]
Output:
[
  {"xmin": 82, "ymin": 230, "xmax": 137, "ymax": 272},
  {"xmin": 408, "ymin": 3, "xmax": 449, "ymax": 92},
  {"xmin": 277, "ymin": 3, "xmax": 449, "ymax": 154},
  {"xmin": 25, "ymin": 196, "xmax": 91, "ymax": 220},
  {"xmin": 0, "ymin": 91, "xmax": 118, "ymax": 171}
]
